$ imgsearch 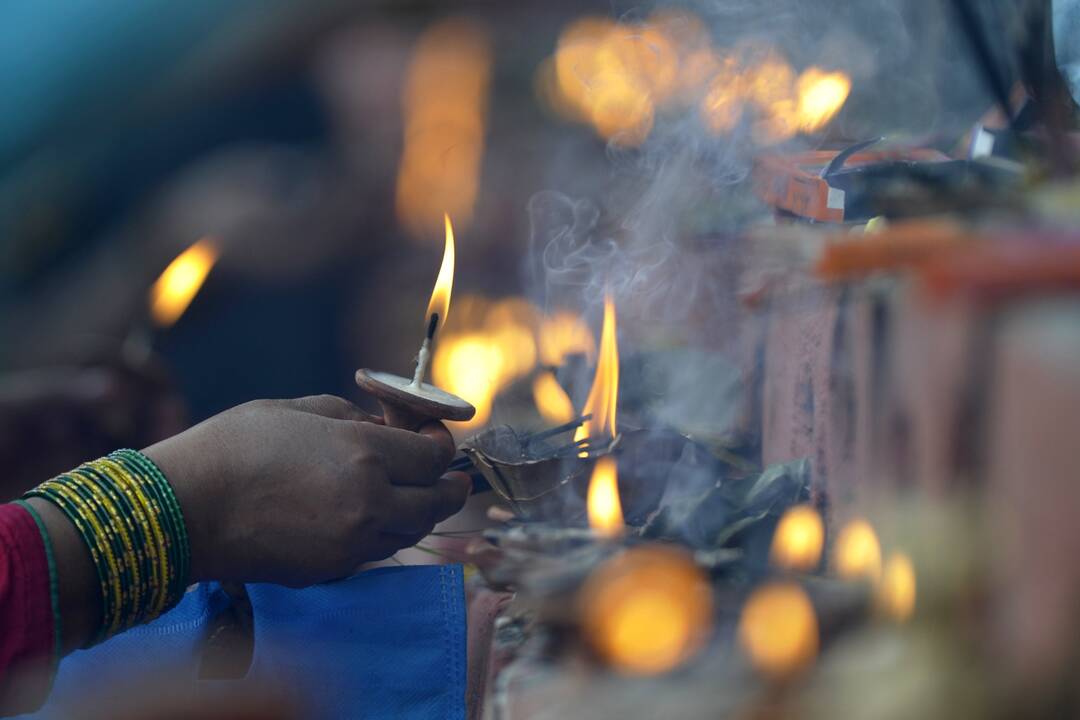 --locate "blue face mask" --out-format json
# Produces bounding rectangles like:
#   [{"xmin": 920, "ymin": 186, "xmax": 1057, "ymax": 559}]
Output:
[{"xmin": 23, "ymin": 566, "xmax": 467, "ymax": 720}]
